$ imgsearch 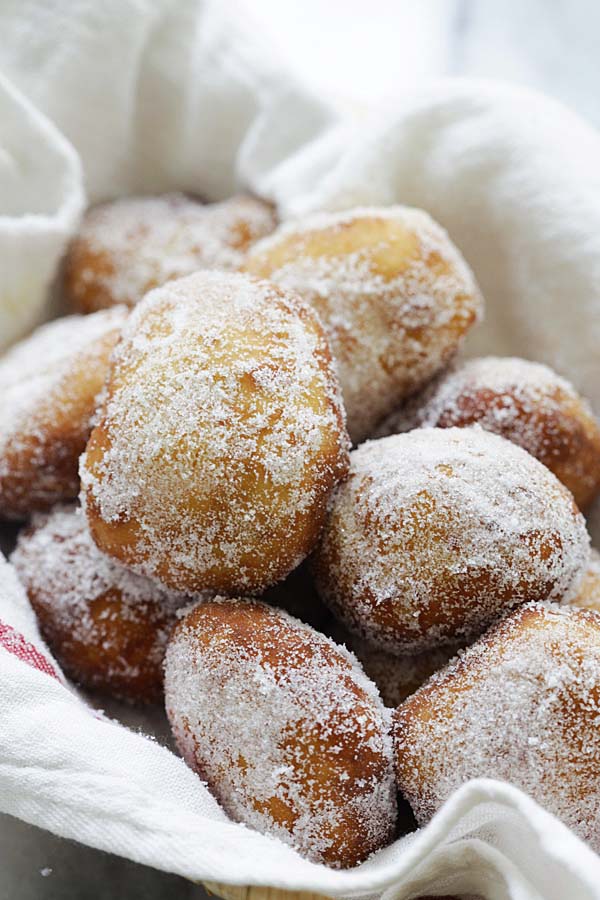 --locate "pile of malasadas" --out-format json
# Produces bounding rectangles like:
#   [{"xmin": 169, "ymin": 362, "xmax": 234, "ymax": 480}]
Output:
[{"xmin": 3, "ymin": 192, "xmax": 600, "ymax": 869}]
